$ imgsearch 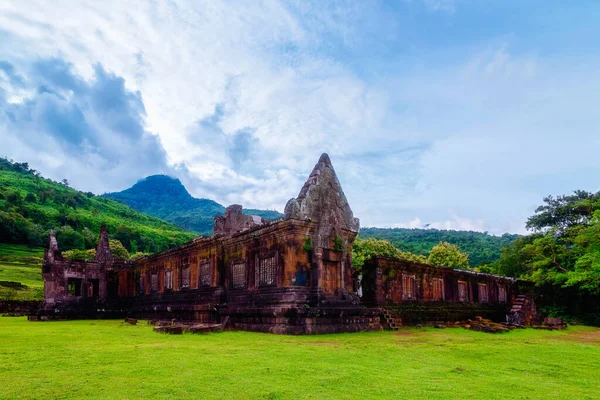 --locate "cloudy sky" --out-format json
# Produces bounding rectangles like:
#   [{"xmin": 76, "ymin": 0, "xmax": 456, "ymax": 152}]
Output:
[{"xmin": 1, "ymin": 1, "xmax": 599, "ymax": 235}]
